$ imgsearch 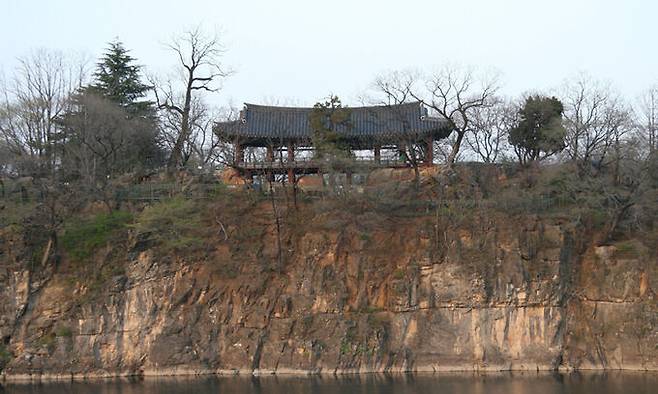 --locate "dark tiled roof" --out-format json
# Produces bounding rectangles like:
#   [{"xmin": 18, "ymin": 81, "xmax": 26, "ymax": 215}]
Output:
[{"xmin": 215, "ymin": 102, "xmax": 451, "ymax": 142}]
